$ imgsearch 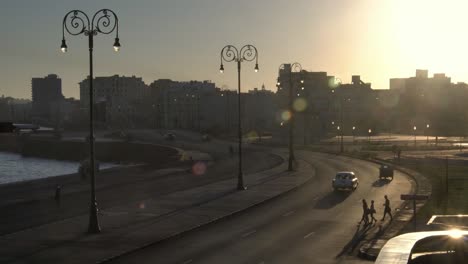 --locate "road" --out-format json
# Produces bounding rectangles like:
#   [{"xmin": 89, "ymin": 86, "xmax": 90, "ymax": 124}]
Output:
[
  {"xmin": 108, "ymin": 151, "xmax": 413, "ymax": 264},
  {"xmin": 0, "ymin": 131, "xmax": 281, "ymax": 235}
]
